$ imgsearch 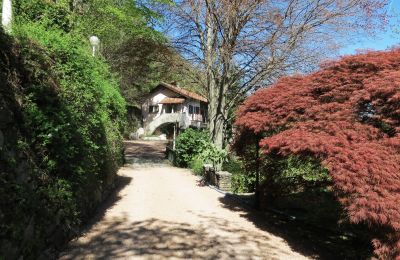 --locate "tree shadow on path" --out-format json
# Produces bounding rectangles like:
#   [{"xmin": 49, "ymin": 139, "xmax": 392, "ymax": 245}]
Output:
[
  {"xmin": 70, "ymin": 174, "xmax": 132, "ymax": 240},
  {"xmin": 218, "ymin": 195, "xmax": 370, "ymax": 260},
  {"xmin": 124, "ymin": 140, "xmax": 168, "ymax": 162},
  {"xmin": 59, "ymin": 214, "xmax": 308, "ymax": 260}
]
